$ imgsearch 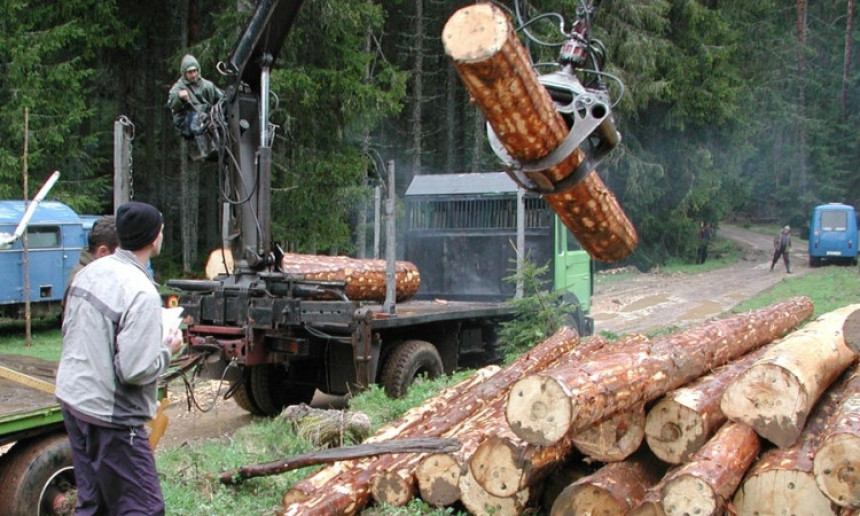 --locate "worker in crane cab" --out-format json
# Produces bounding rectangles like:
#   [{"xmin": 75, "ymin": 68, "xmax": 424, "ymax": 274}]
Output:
[{"xmin": 167, "ymin": 54, "xmax": 222, "ymax": 159}]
